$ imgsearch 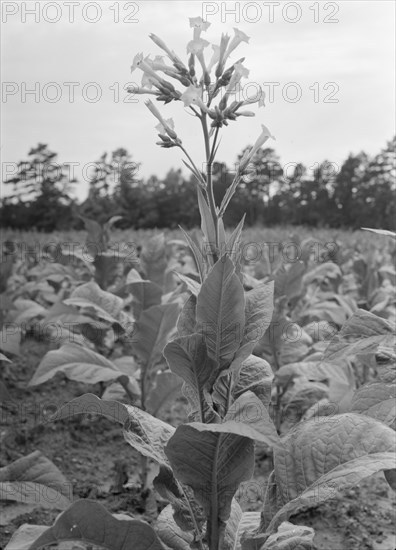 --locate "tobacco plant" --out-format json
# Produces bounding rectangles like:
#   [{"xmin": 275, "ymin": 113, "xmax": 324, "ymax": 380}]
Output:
[{"xmin": 6, "ymin": 17, "xmax": 396, "ymax": 550}]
